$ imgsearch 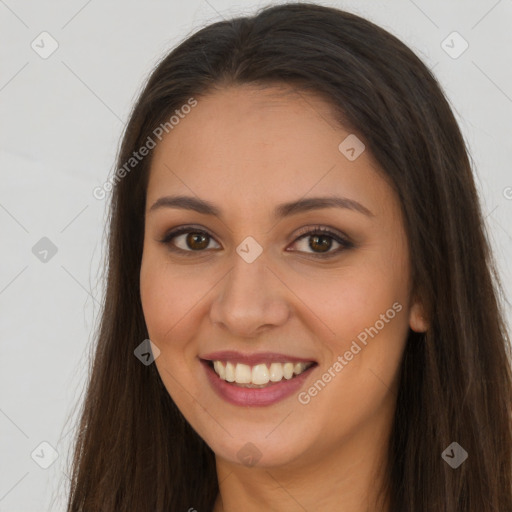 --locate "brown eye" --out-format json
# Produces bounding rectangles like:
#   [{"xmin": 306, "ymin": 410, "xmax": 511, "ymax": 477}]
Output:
[
  {"xmin": 185, "ymin": 232, "xmax": 210, "ymax": 250},
  {"xmin": 289, "ymin": 226, "xmax": 354, "ymax": 258},
  {"xmin": 308, "ymin": 234, "xmax": 333, "ymax": 253},
  {"xmin": 160, "ymin": 227, "xmax": 221, "ymax": 254}
]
